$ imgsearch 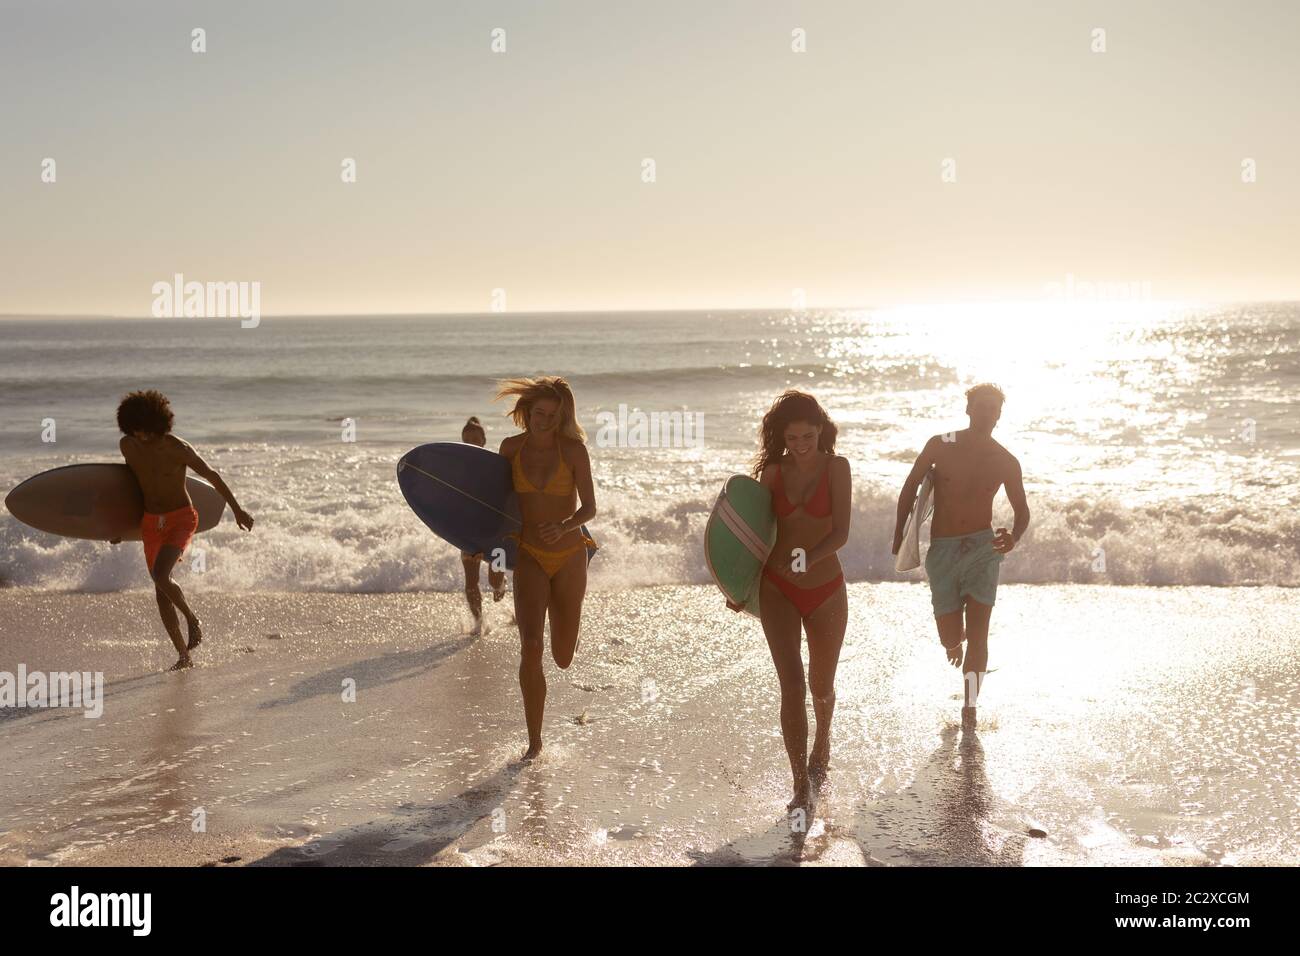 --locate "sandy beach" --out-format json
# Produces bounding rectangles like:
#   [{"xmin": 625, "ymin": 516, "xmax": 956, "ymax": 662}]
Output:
[{"xmin": 2, "ymin": 582, "xmax": 1296, "ymax": 867}]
